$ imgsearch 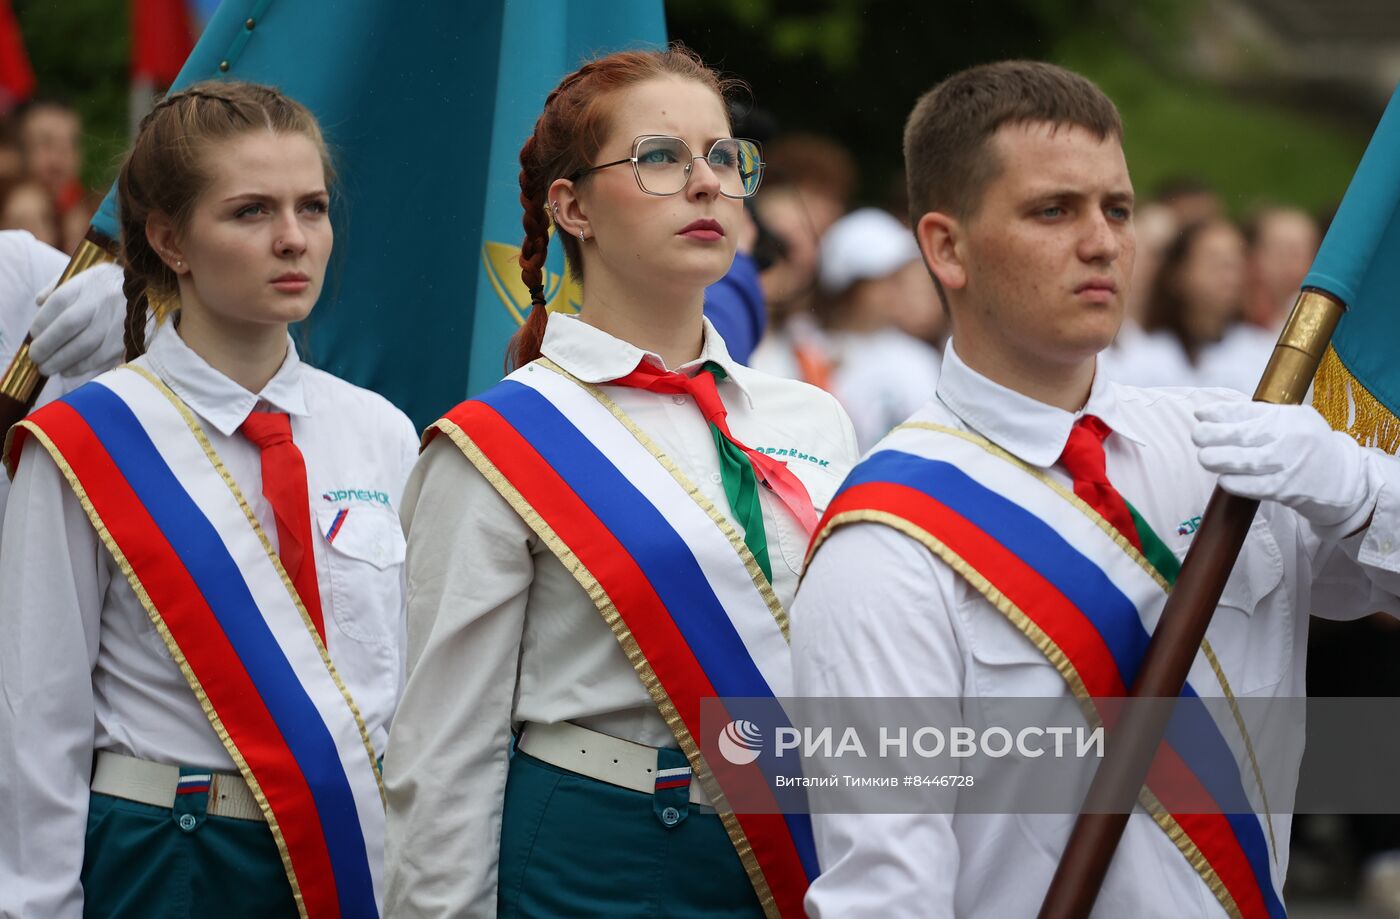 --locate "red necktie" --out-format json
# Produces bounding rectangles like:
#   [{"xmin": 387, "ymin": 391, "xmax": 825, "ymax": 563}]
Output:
[
  {"xmin": 1057, "ymin": 415, "xmax": 1143, "ymax": 552},
  {"xmin": 240, "ymin": 411, "xmax": 327, "ymax": 643},
  {"xmin": 608, "ymin": 360, "xmax": 819, "ymax": 535}
]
